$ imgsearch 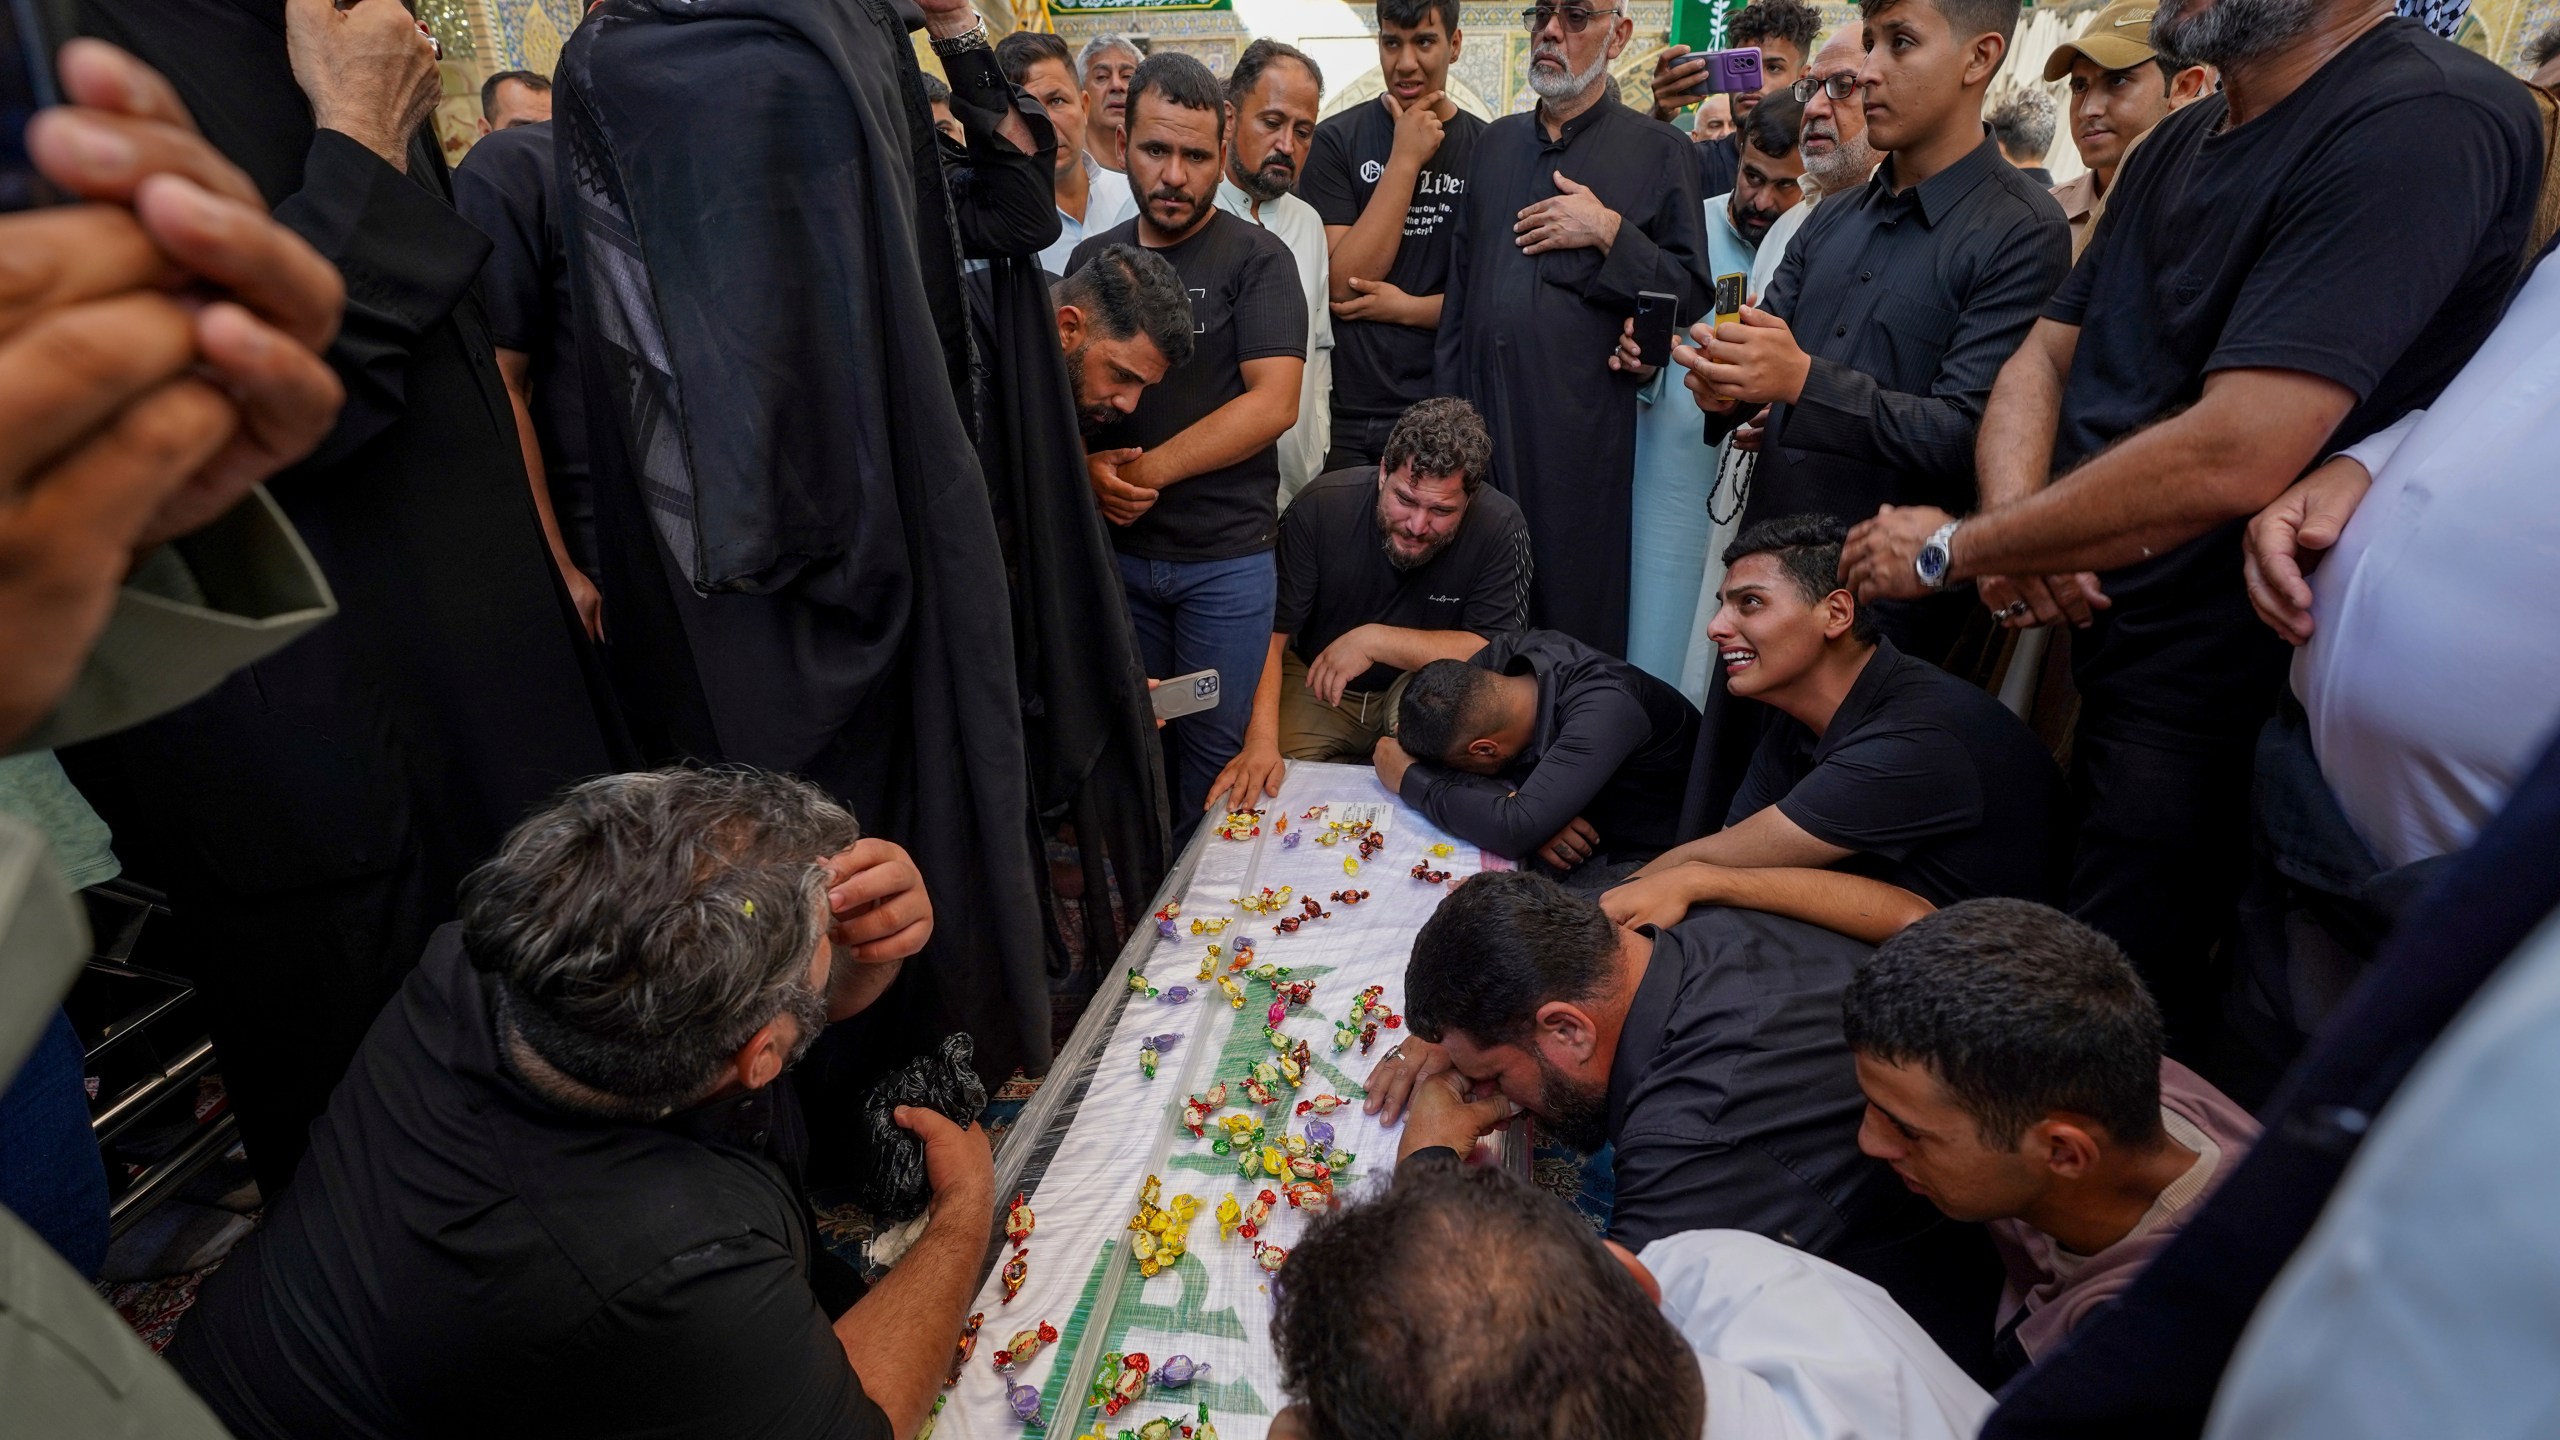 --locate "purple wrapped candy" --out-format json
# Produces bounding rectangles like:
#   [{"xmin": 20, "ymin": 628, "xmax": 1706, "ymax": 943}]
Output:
[
  {"xmin": 1156, "ymin": 917, "xmax": 1178, "ymax": 940},
  {"xmin": 1158, "ymin": 985, "xmax": 1194, "ymax": 1005},
  {"xmin": 1145, "ymin": 1033, "xmax": 1183, "ymax": 1053},
  {"xmin": 1007, "ymin": 1381, "xmax": 1045, "ymax": 1426},
  {"xmin": 1305, "ymin": 1119, "xmax": 1335, "ymax": 1150},
  {"xmin": 1281, "ymin": 830, "xmax": 1303, "ymax": 849},
  {"xmin": 1151, "ymin": 1354, "xmax": 1208, "ymax": 1389}
]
